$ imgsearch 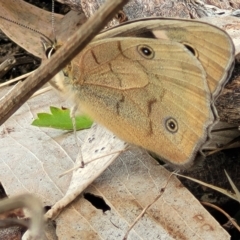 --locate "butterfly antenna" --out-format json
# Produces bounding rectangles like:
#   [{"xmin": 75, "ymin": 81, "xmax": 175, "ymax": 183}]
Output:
[
  {"xmin": 51, "ymin": 0, "xmax": 57, "ymax": 44},
  {"xmin": 0, "ymin": 15, "xmax": 54, "ymax": 46}
]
